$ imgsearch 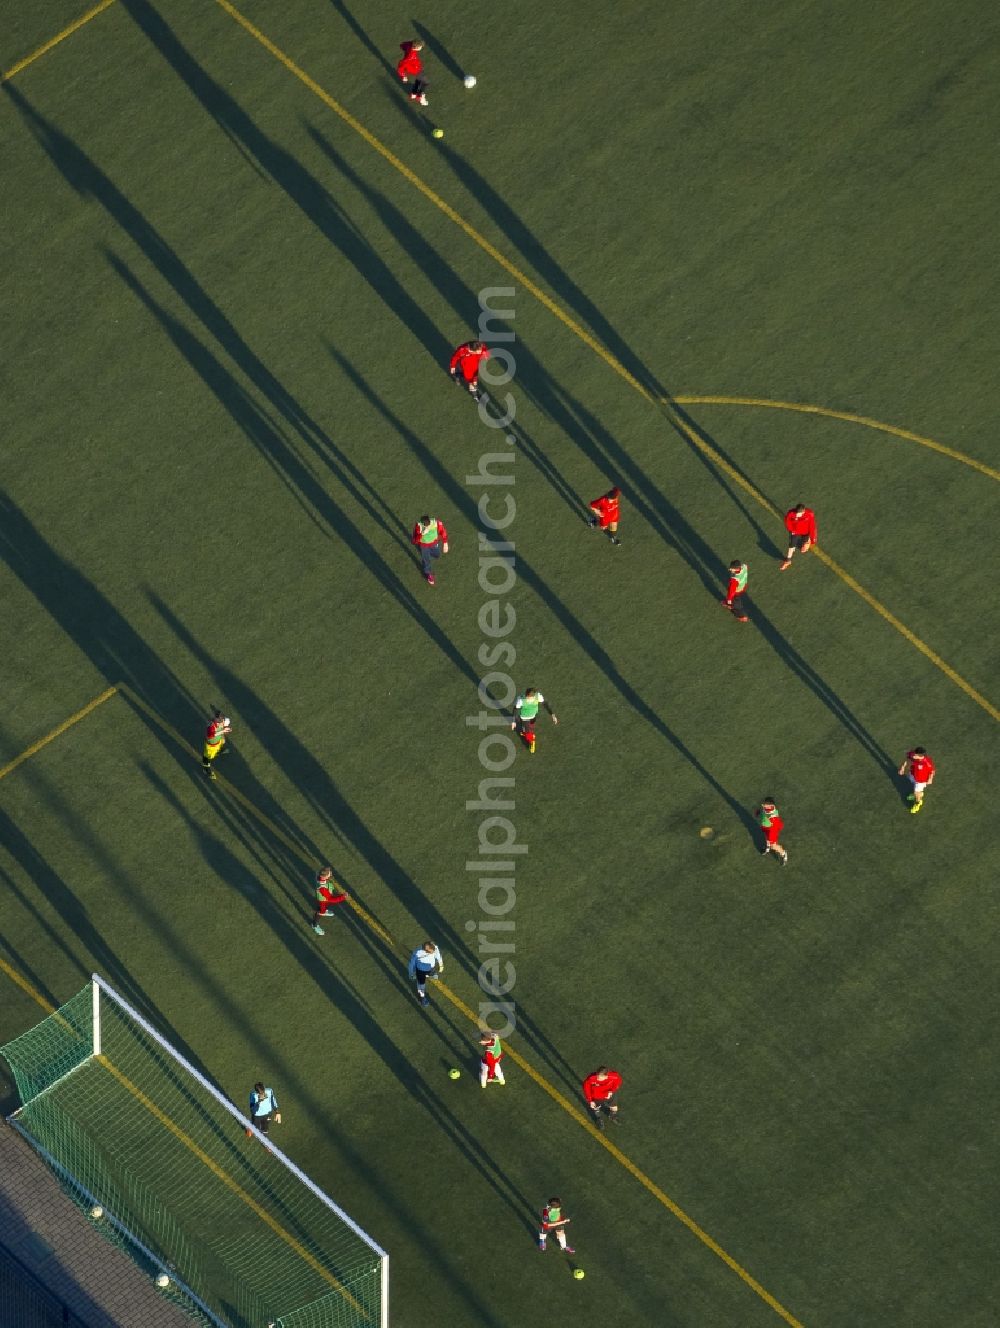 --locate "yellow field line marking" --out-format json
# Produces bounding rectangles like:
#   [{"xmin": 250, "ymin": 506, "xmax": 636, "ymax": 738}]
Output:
[
  {"xmin": 673, "ymin": 395, "xmax": 1000, "ymax": 483},
  {"xmin": 0, "ymin": 957, "xmax": 56, "ymax": 1015},
  {"xmin": 212, "ymin": 0, "xmax": 640, "ymax": 388},
  {"xmin": 0, "ymin": 686, "xmax": 118, "ymax": 783},
  {"xmin": 214, "ymin": 0, "xmax": 996, "ymax": 730},
  {"xmin": 115, "ymin": 683, "xmax": 394, "ymax": 943},
  {"xmin": 437, "ymin": 987, "xmax": 803, "ymax": 1325},
  {"xmin": 2, "ymin": 938, "xmax": 357, "ymax": 1303},
  {"xmin": 96, "ymin": 1055, "xmax": 360, "ymax": 1310},
  {"xmin": 1, "ymin": 687, "xmax": 802, "ymax": 1323},
  {"xmin": 0, "ymin": 0, "xmax": 118, "ymax": 83},
  {"xmin": 665, "ymin": 399, "xmax": 1000, "ymax": 722}
]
